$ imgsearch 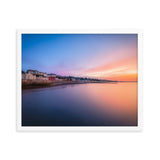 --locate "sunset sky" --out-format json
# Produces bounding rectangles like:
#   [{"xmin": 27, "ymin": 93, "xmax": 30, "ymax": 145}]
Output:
[{"xmin": 22, "ymin": 34, "xmax": 138, "ymax": 81}]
